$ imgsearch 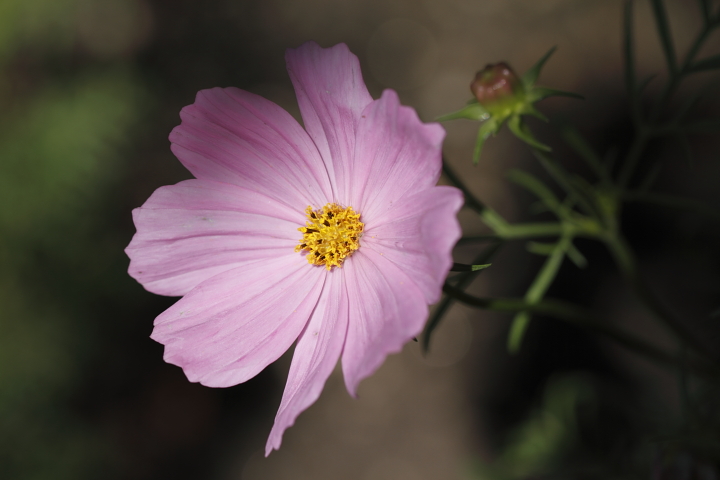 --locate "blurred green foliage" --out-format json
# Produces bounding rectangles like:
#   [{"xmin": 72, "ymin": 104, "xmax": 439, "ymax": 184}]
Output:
[
  {"xmin": 0, "ymin": 0, "xmax": 147, "ymax": 477},
  {"xmin": 473, "ymin": 375, "xmax": 594, "ymax": 480}
]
